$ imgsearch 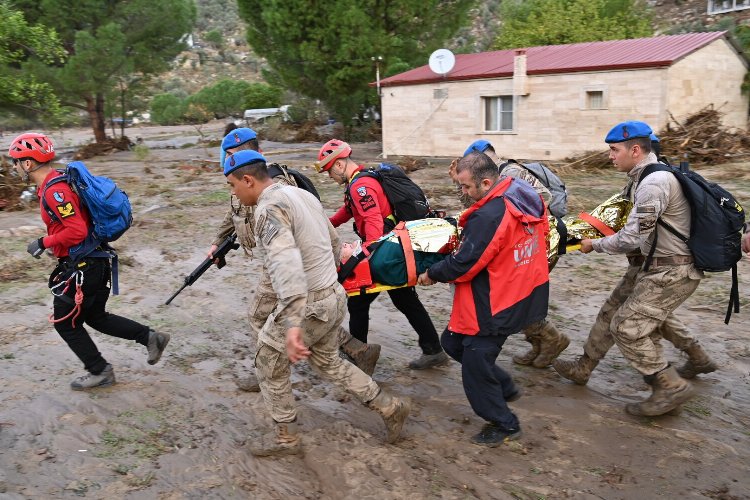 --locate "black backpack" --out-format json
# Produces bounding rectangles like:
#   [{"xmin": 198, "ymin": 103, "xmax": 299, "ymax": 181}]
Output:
[
  {"xmin": 350, "ymin": 163, "xmax": 431, "ymax": 222},
  {"xmin": 267, "ymin": 163, "xmax": 320, "ymax": 200},
  {"xmin": 640, "ymin": 162, "xmax": 744, "ymax": 323}
]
